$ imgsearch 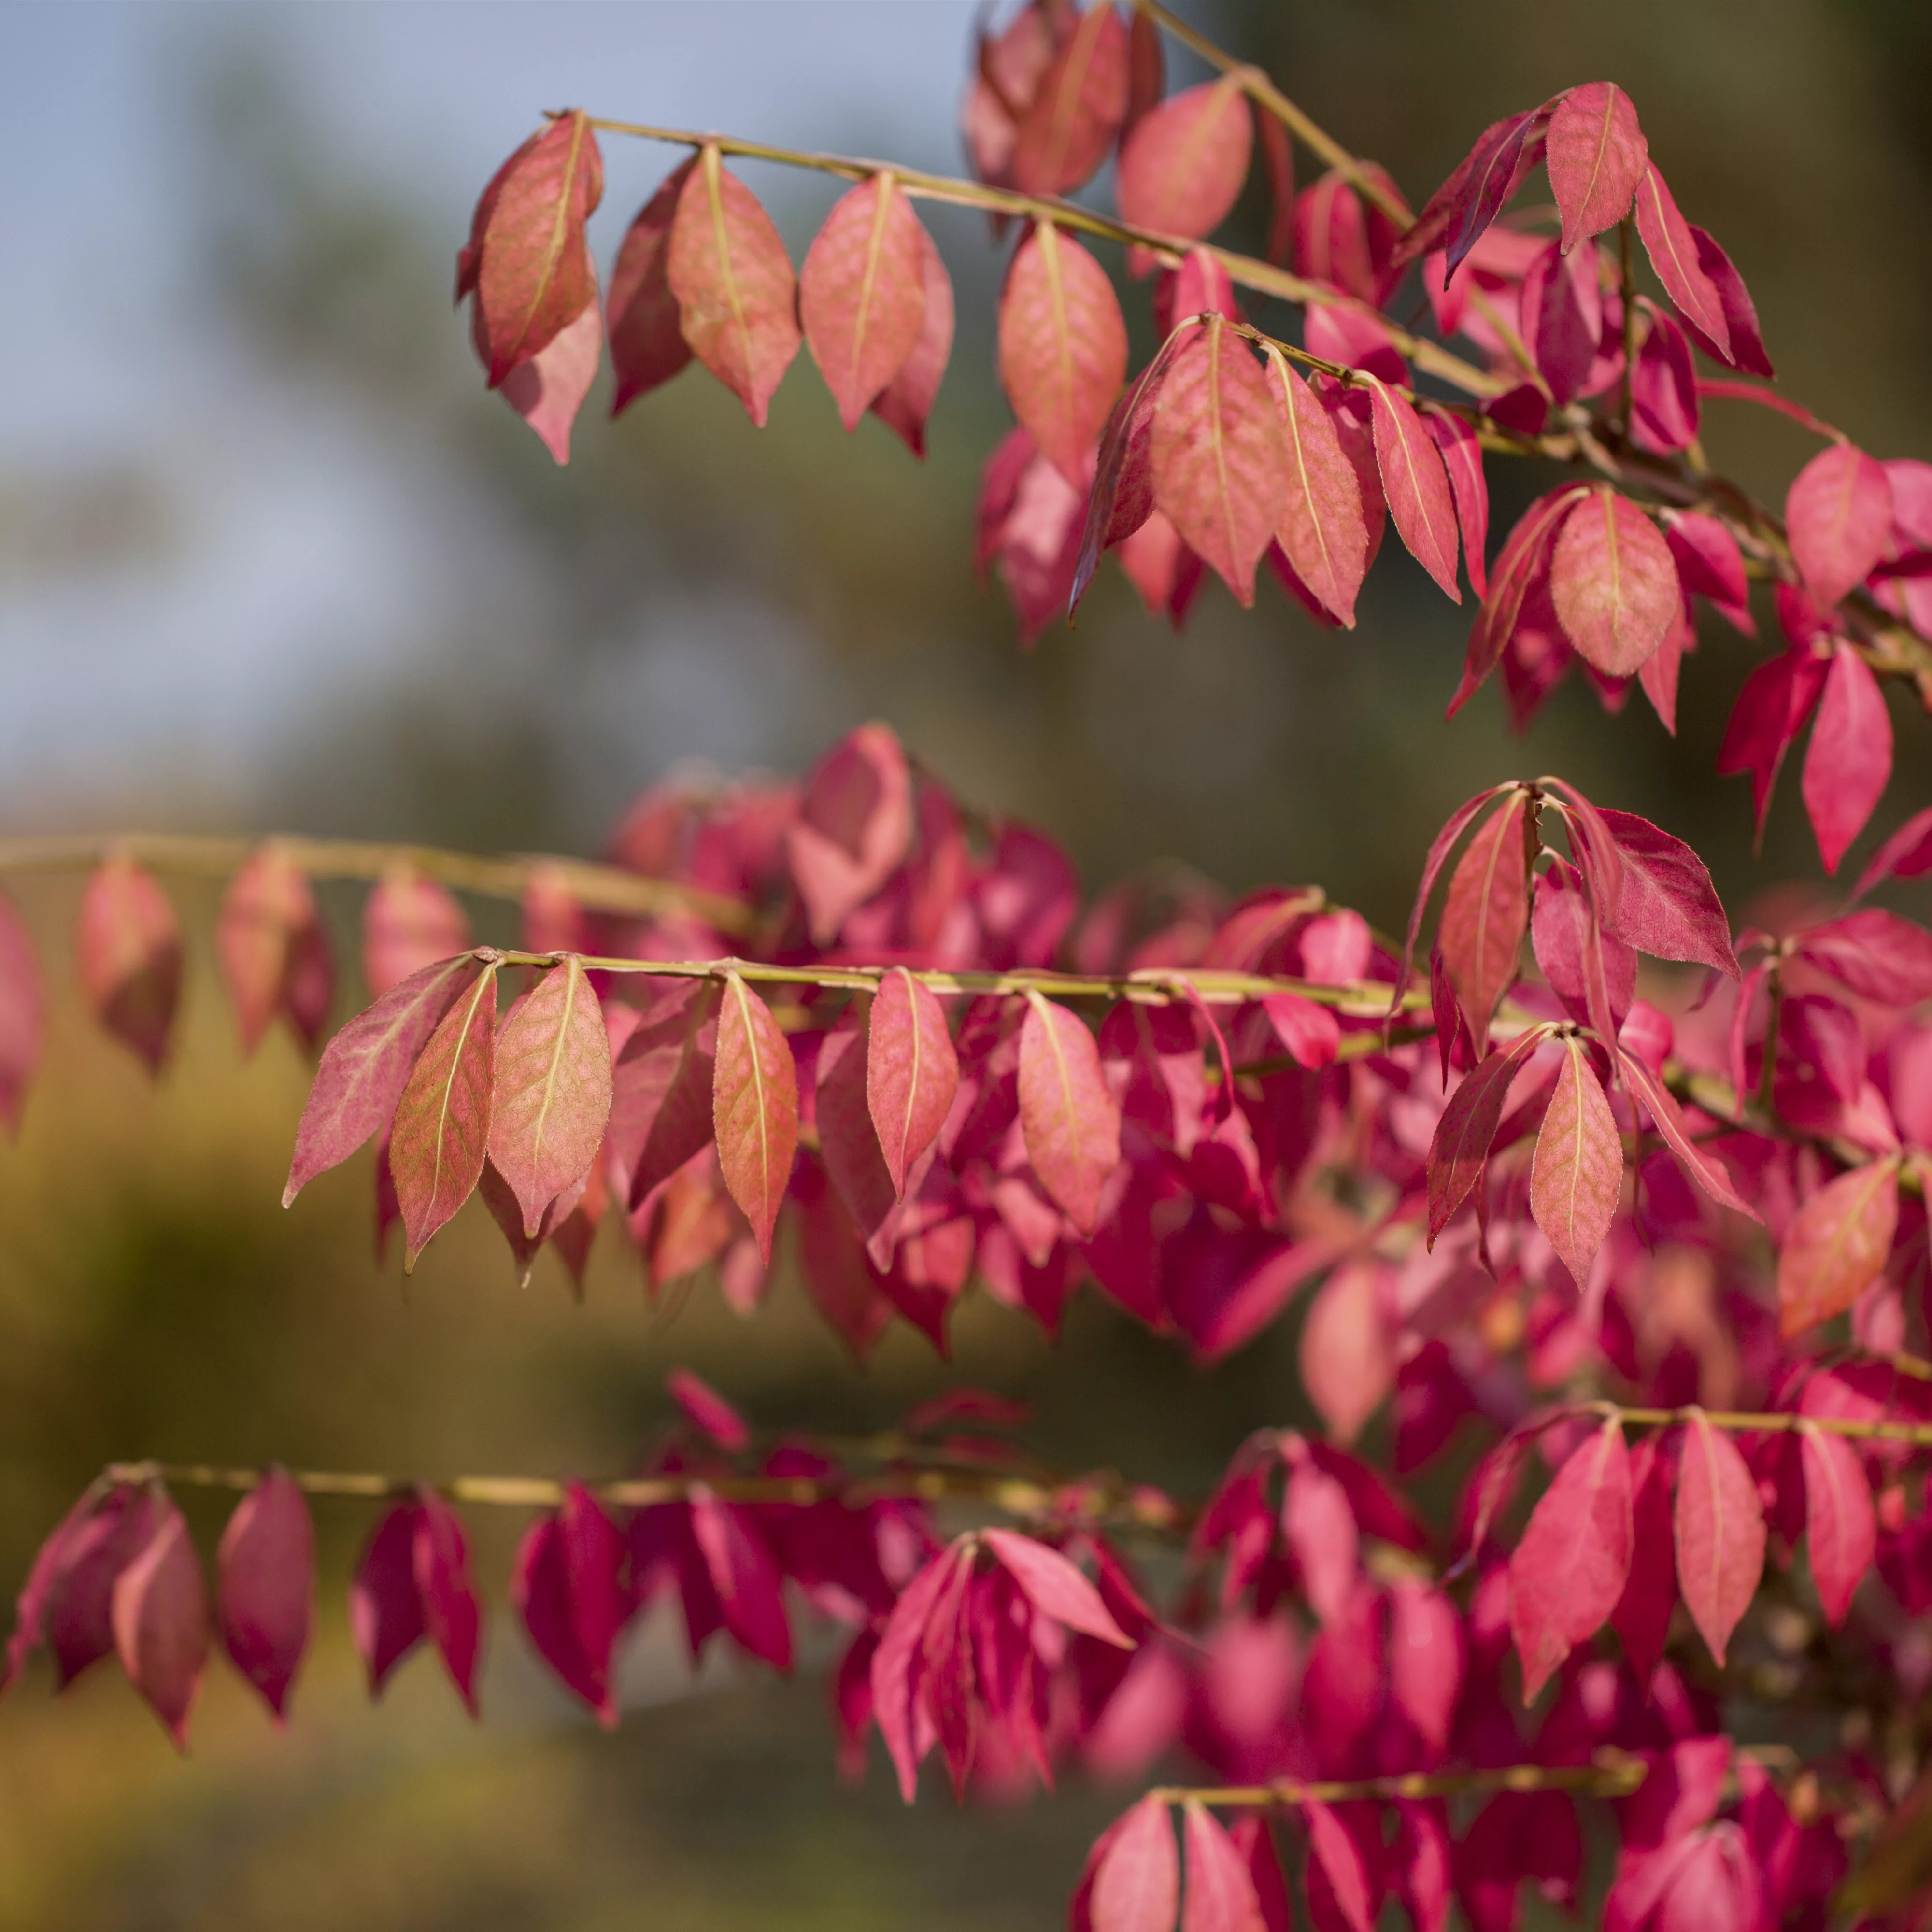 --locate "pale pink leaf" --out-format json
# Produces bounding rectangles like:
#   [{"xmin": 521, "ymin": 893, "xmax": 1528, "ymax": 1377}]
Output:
[
  {"xmin": 1529, "ymin": 1037, "xmax": 1624, "ymax": 1288},
  {"xmin": 1018, "ymin": 992, "xmax": 1121, "ymax": 1236},
  {"xmin": 1674, "ymin": 1407, "xmax": 1766, "ymax": 1666}
]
